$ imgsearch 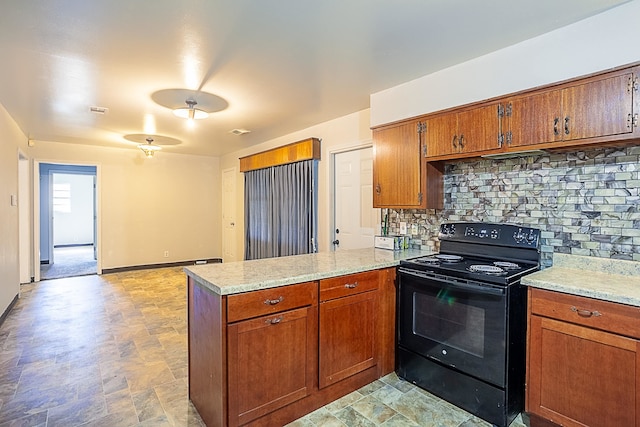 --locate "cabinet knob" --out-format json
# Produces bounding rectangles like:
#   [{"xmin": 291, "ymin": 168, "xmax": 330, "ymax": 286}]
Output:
[{"xmin": 344, "ymin": 282, "xmax": 358, "ymax": 289}]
